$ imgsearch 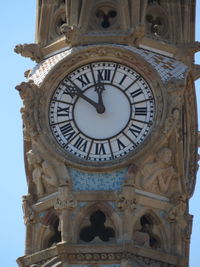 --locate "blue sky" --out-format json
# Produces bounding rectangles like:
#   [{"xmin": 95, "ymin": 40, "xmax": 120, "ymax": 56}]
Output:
[{"xmin": 0, "ymin": 1, "xmax": 199, "ymax": 266}]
